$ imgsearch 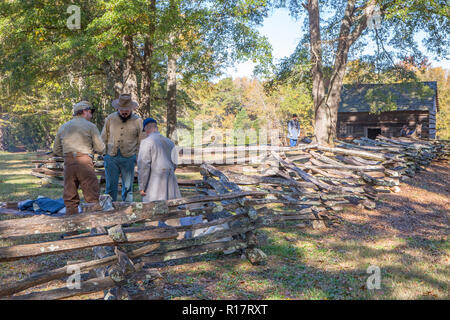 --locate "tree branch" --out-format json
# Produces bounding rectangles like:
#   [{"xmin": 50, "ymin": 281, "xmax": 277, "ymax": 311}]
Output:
[{"xmin": 301, "ymin": 2, "xmax": 309, "ymax": 12}]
